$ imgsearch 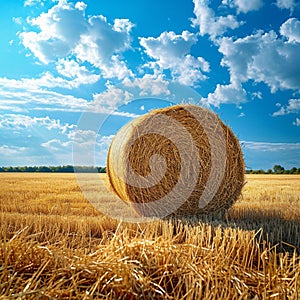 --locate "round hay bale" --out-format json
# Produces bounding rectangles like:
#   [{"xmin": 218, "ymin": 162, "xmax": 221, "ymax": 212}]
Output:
[{"xmin": 107, "ymin": 104, "xmax": 244, "ymax": 218}]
